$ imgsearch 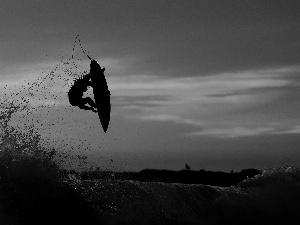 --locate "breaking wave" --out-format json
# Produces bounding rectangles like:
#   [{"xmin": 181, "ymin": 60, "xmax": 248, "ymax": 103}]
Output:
[{"xmin": 78, "ymin": 165, "xmax": 300, "ymax": 225}]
